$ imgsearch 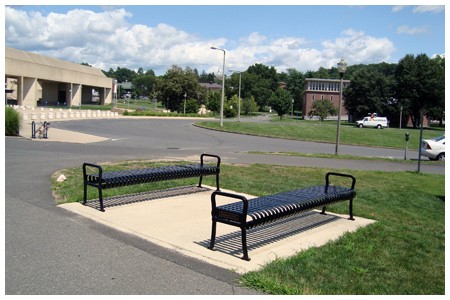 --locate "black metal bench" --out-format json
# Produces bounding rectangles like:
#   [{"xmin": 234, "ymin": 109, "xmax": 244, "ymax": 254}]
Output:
[
  {"xmin": 208, "ymin": 172, "xmax": 356, "ymax": 261},
  {"xmin": 83, "ymin": 153, "xmax": 221, "ymax": 211}
]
